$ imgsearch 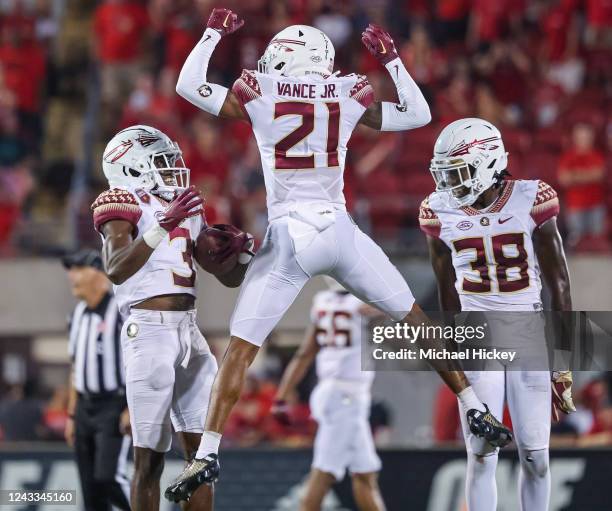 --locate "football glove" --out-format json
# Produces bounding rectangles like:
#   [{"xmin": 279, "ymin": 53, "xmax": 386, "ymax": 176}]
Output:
[
  {"xmin": 207, "ymin": 7, "xmax": 244, "ymax": 36},
  {"xmin": 361, "ymin": 24, "xmax": 399, "ymax": 66},
  {"xmin": 552, "ymin": 370, "xmax": 576, "ymax": 422},
  {"xmin": 205, "ymin": 224, "xmax": 253, "ymax": 264},
  {"xmin": 158, "ymin": 186, "xmax": 203, "ymax": 232}
]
